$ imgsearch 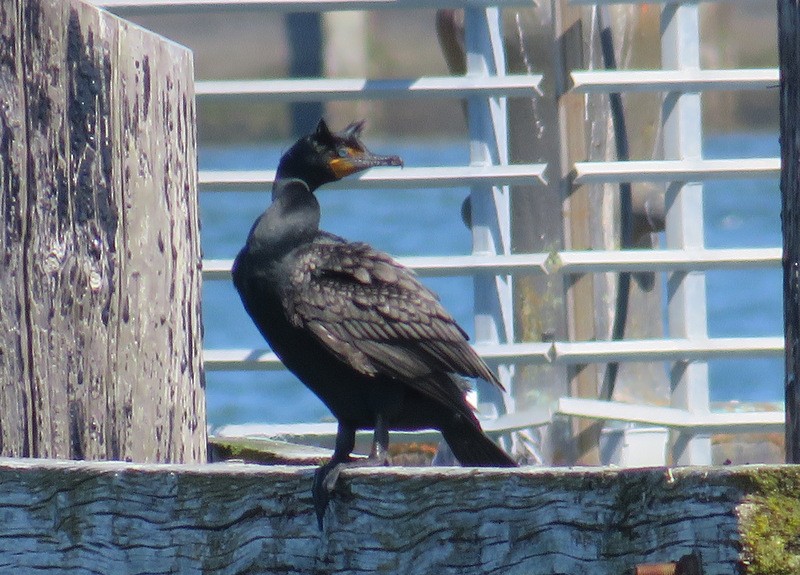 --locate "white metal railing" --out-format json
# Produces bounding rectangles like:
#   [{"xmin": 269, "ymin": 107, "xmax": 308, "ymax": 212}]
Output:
[
  {"xmin": 660, "ymin": 3, "xmax": 713, "ymax": 465},
  {"xmin": 96, "ymin": 0, "xmax": 784, "ymax": 465},
  {"xmin": 204, "ymin": 247, "xmax": 780, "ymax": 282},
  {"xmin": 571, "ymin": 68, "xmax": 778, "ymax": 93},
  {"xmin": 574, "ymin": 158, "xmax": 779, "ymax": 182},
  {"xmin": 464, "ymin": 5, "xmax": 516, "ymax": 410},
  {"xmin": 98, "ymin": 0, "xmax": 535, "ymax": 10},
  {"xmin": 198, "ymin": 164, "xmax": 548, "ymax": 191},
  {"xmin": 98, "ymin": 0, "xmax": 530, "ymax": 11},
  {"xmin": 204, "ymin": 337, "xmax": 783, "ymax": 371},
  {"xmin": 196, "ymin": 76, "xmax": 543, "ymax": 100}
]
